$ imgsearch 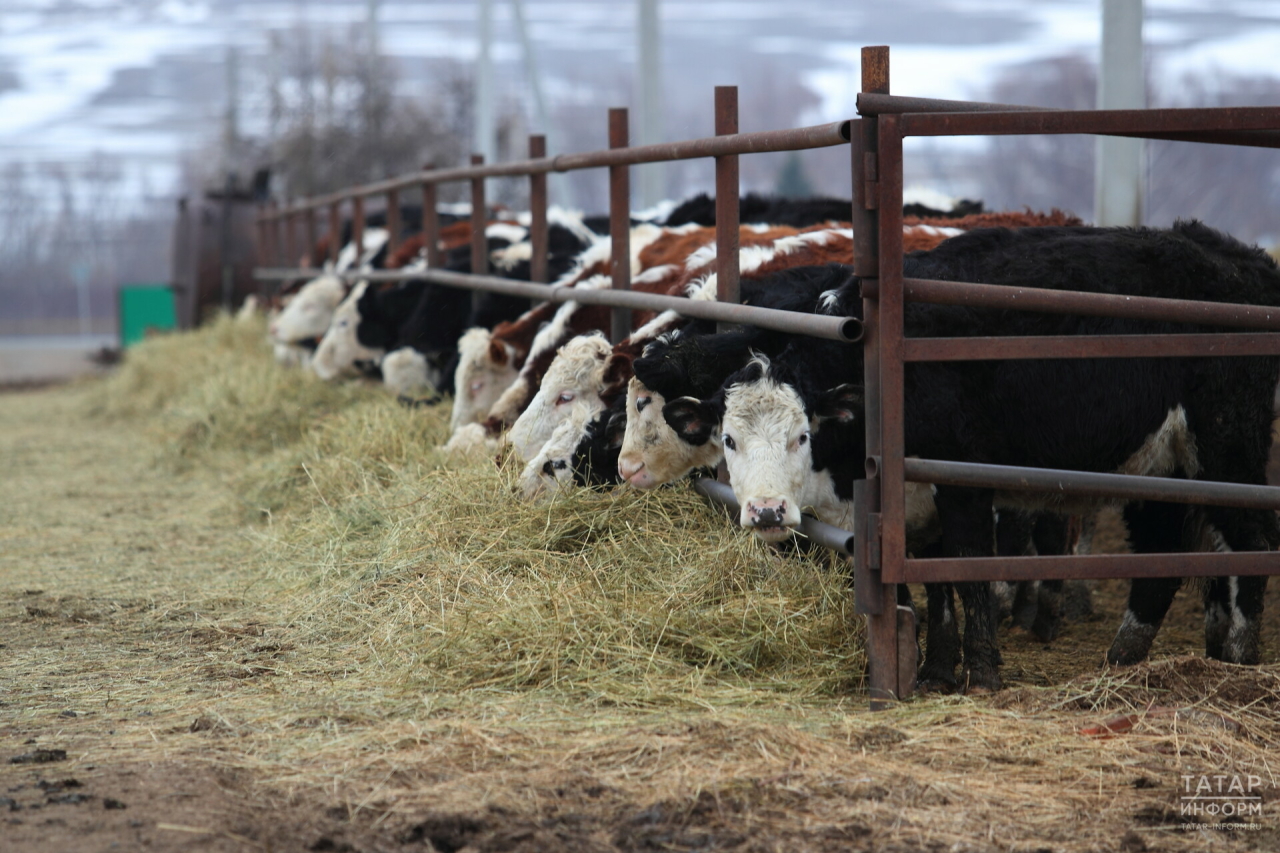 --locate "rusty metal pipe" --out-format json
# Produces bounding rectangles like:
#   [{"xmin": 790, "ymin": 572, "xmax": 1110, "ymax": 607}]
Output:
[
  {"xmin": 898, "ymin": 551, "xmax": 1280, "ymax": 584},
  {"xmin": 900, "ymin": 106, "xmax": 1280, "ymax": 139},
  {"xmin": 905, "ymin": 277, "xmax": 1280, "ymax": 330},
  {"xmin": 904, "ymin": 457, "xmax": 1280, "ymax": 511},
  {"xmin": 528, "ymin": 136, "xmax": 549, "ymax": 285},
  {"xmin": 715, "ymin": 86, "xmax": 741, "ymax": 332},
  {"xmin": 254, "ymin": 121, "xmax": 852, "ymax": 218},
  {"xmin": 903, "ymin": 333, "xmax": 1280, "ymax": 361},
  {"xmin": 608, "ymin": 108, "xmax": 632, "ymax": 344},
  {"xmin": 692, "ymin": 478, "xmax": 855, "ymax": 557},
  {"xmin": 252, "ymin": 266, "xmax": 862, "ymax": 341}
]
